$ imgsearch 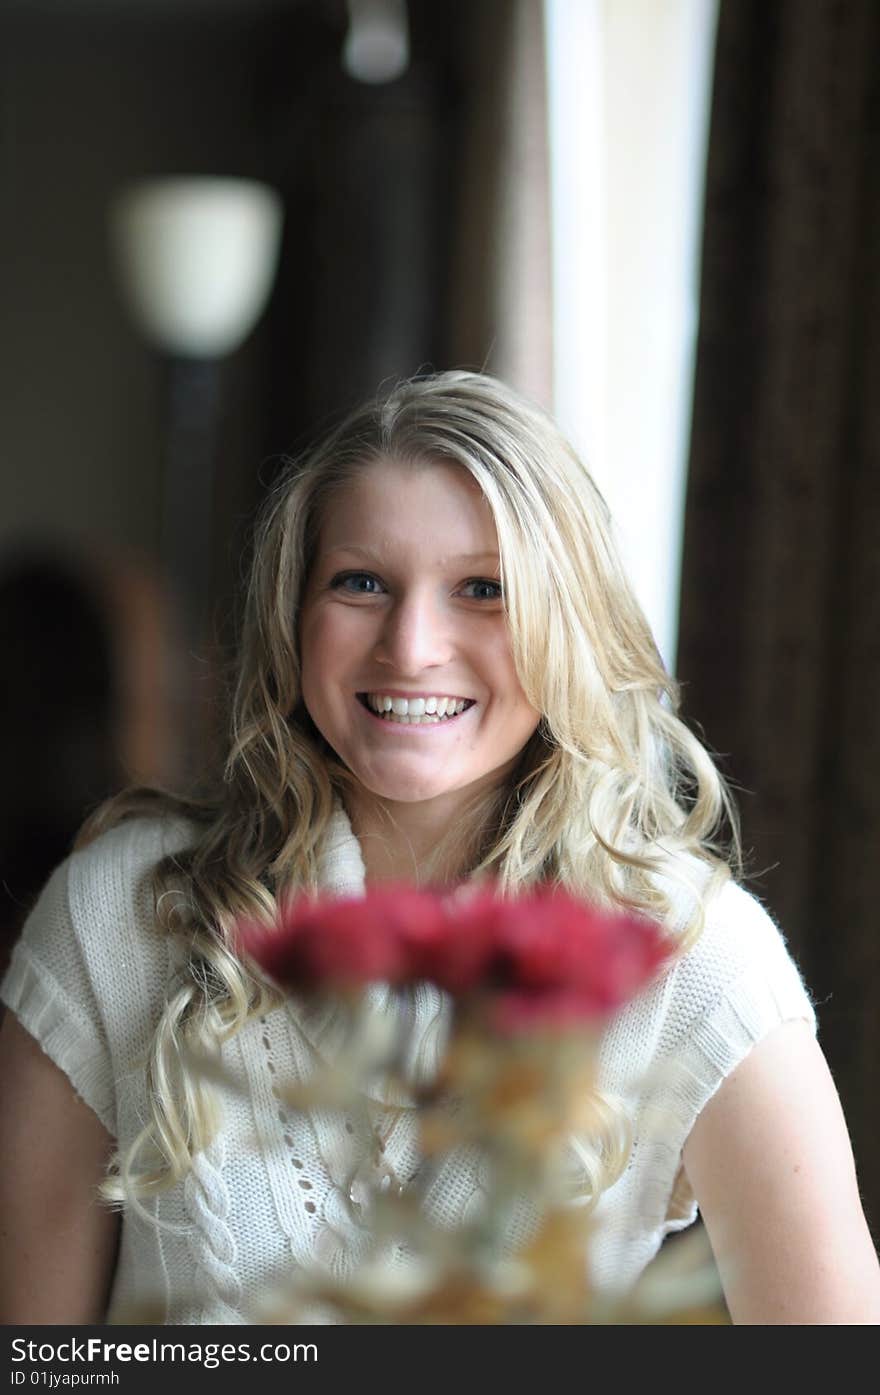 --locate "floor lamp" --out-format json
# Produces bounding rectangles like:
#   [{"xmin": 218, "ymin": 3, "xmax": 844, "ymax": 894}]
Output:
[{"xmin": 110, "ymin": 176, "xmax": 283, "ymax": 781}]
